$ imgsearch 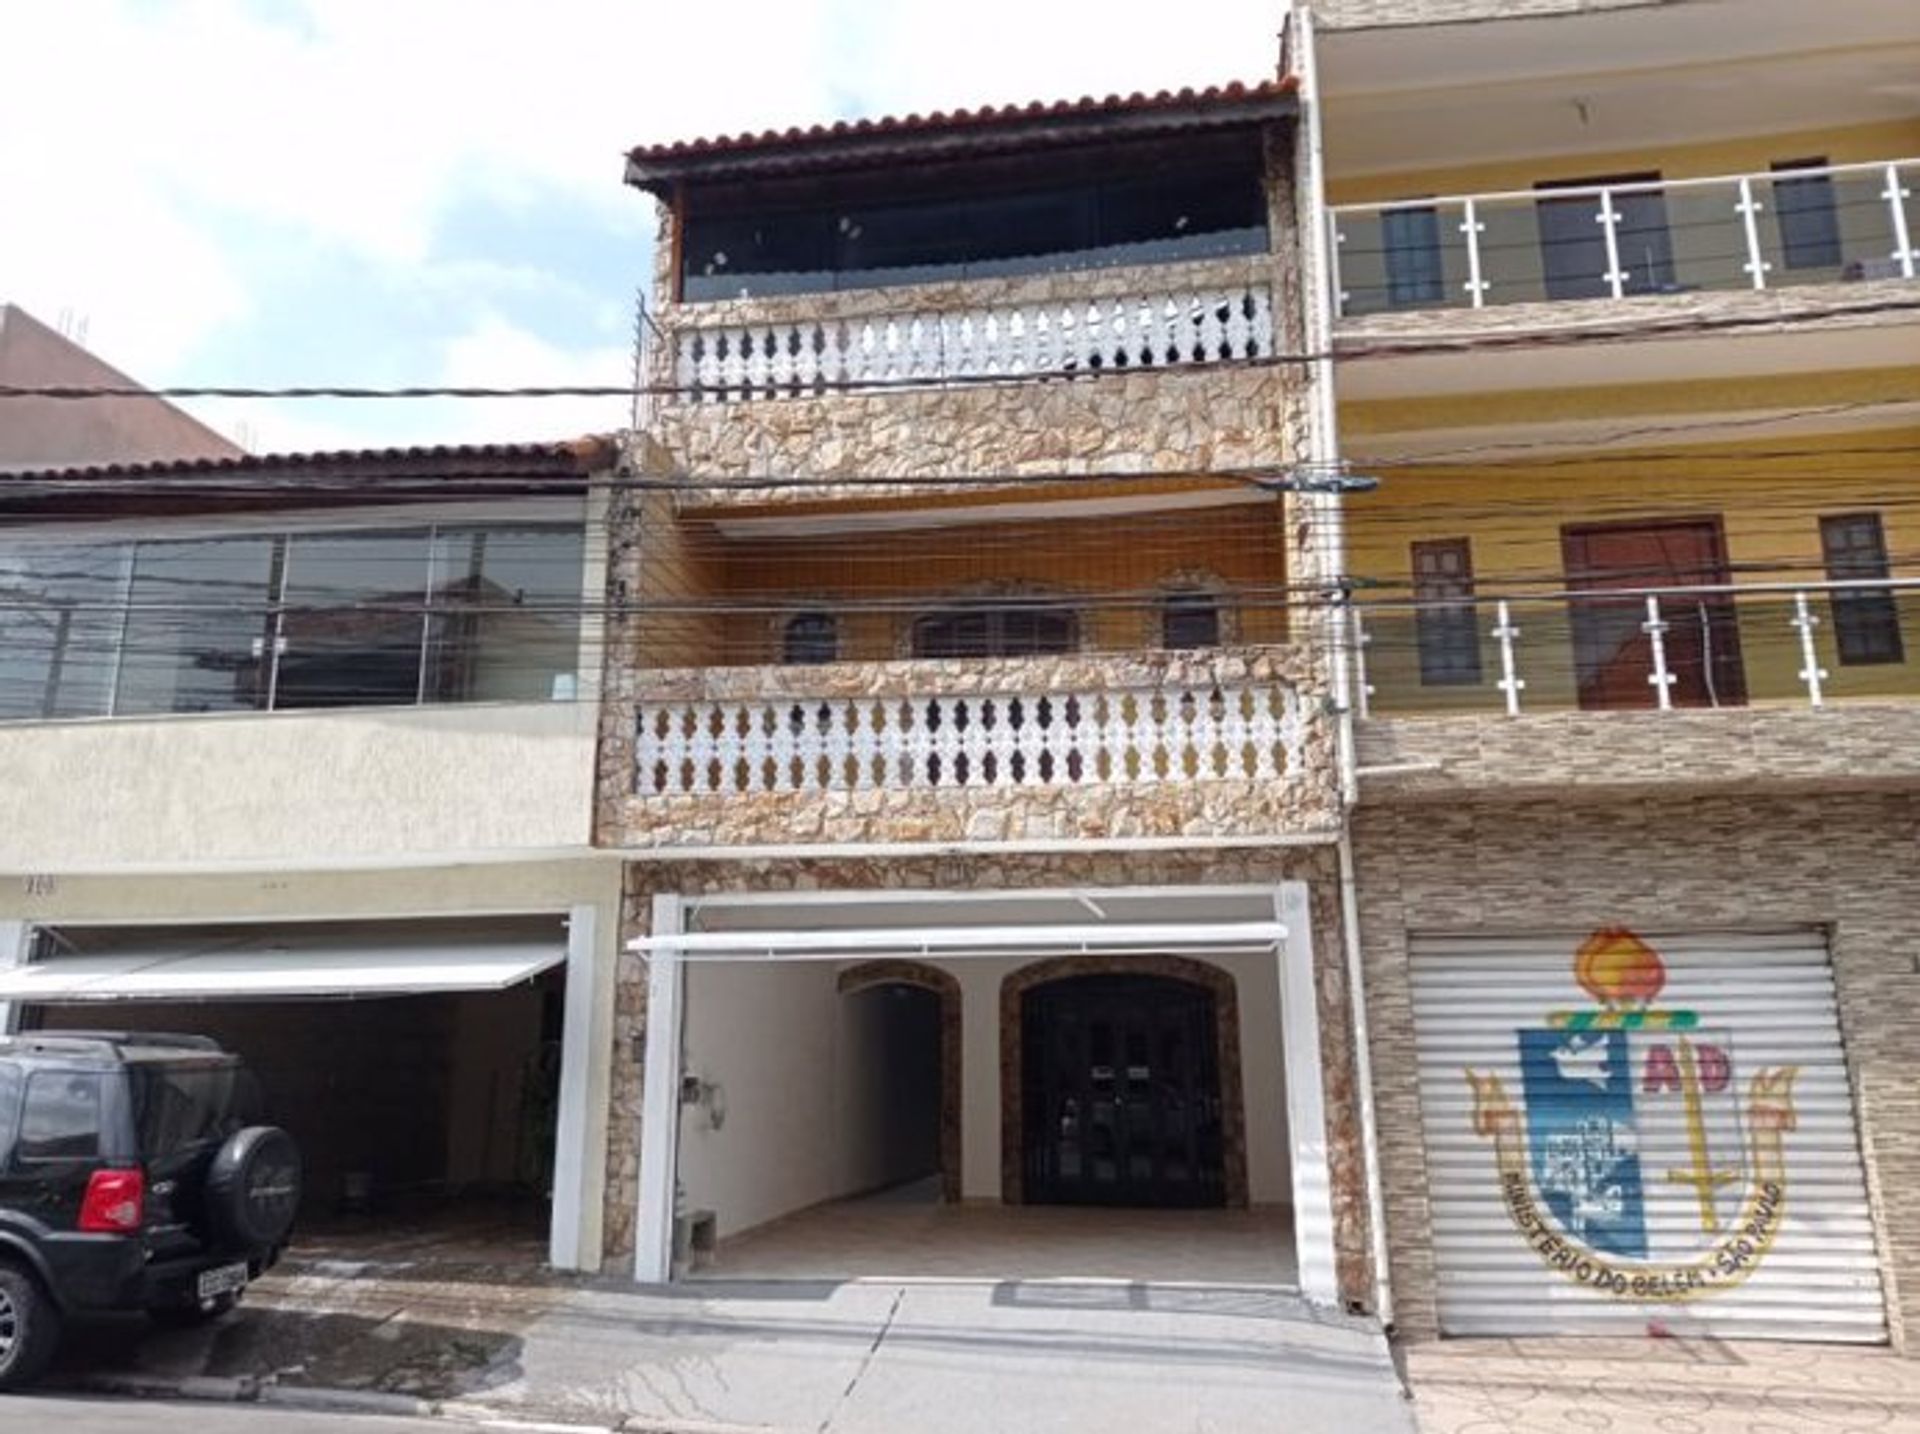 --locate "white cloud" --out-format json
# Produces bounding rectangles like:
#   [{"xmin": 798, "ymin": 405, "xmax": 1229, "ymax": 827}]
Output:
[{"xmin": 2, "ymin": 0, "xmax": 1290, "ymax": 447}]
